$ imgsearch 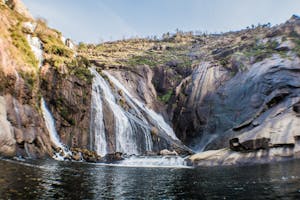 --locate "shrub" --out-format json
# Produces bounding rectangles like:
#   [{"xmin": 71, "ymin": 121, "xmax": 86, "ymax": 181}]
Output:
[{"xmin": 158, "ymin": 90, "xmax": 173, "ymax": 103}]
